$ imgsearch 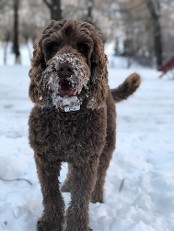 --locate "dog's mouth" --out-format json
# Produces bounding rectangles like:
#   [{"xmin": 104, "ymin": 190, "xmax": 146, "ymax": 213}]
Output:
[
  {"xmin": 54, "ymin": 78, "xmax": 81, "ymax": 112},
  {"xmin": 59, "ymin": 79, "xmax": 77, "ymax": 97}
]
